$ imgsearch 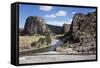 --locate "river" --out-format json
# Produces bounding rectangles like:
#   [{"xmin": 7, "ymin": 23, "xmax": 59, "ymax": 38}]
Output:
[{"xmin": 48, "ymin": 39, "xmax": 63, "ymax": 51}]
